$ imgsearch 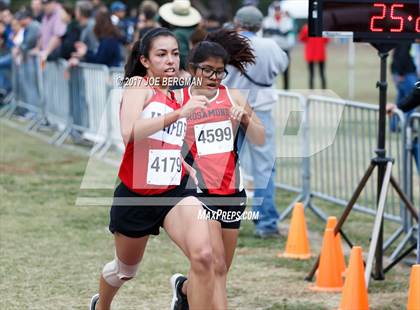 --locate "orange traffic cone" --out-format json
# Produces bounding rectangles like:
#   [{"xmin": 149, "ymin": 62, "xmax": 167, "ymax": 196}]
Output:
[
  {"xmin": 326, "ymin": 216, "xmax": 346, "ymax": 275},
  {"xmin": 407, "ymin": 264, "xmax": 420, "ymax": 310},
  {"xmin": 278, "ymin": 203, "xmax": 311, "ymax": 259},
  {"xmin": 310, "ymin": 228, "xmax": 343, "ymax": 292},
  {"xmin": 339, "ymin": 246, "xmax": 369, "ymax": 310}
]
